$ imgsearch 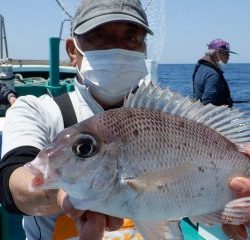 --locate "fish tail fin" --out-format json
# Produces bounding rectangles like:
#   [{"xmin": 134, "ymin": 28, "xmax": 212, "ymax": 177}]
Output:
[{"xmin": 221, "ymin": 197, "xmax": 250, "ymax": 240}]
